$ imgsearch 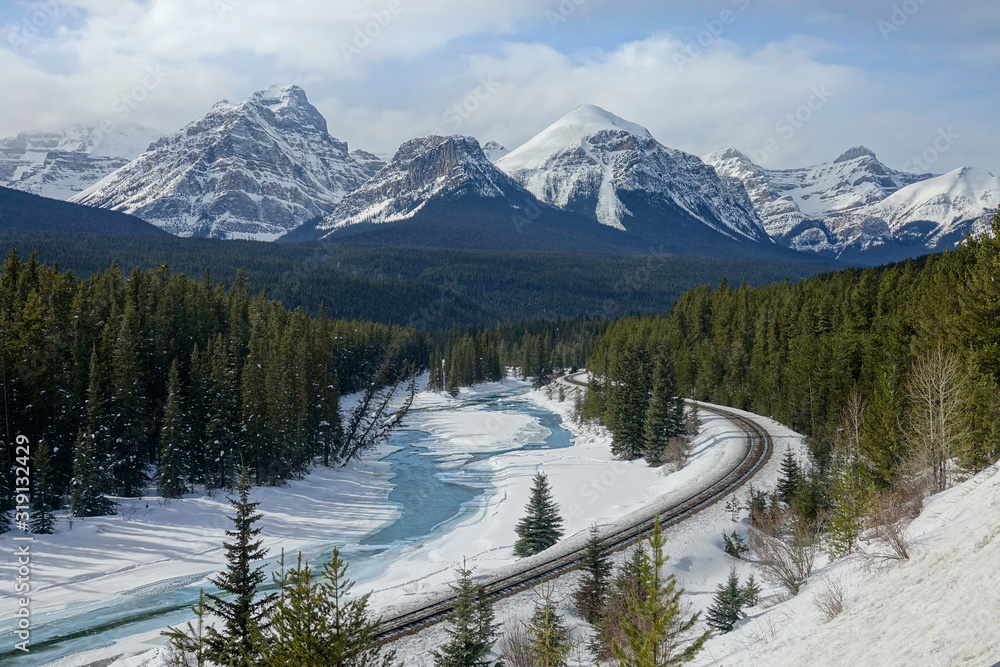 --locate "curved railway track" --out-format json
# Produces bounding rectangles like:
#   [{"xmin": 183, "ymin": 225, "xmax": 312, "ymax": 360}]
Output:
[{"xmin": 375, "ymin": 375, "xmax": 774, "ymax": 643}]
